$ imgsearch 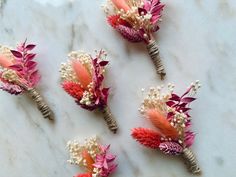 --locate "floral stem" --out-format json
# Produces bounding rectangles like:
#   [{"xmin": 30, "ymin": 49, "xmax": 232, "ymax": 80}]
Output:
[
  {"xmin": 182, "ymin": 147, "xmax": 201, "ymax": 175},
  {"xmin": 146, "ymin": 40, "xmax": 166, "ymax": 80},
  {"xmin": 27, "ymin": 88, "xmax": 54, "ymax": 120},
  {"xmin": 100, "ymin": 106, "xmax": 118, "ymax": 134}
]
